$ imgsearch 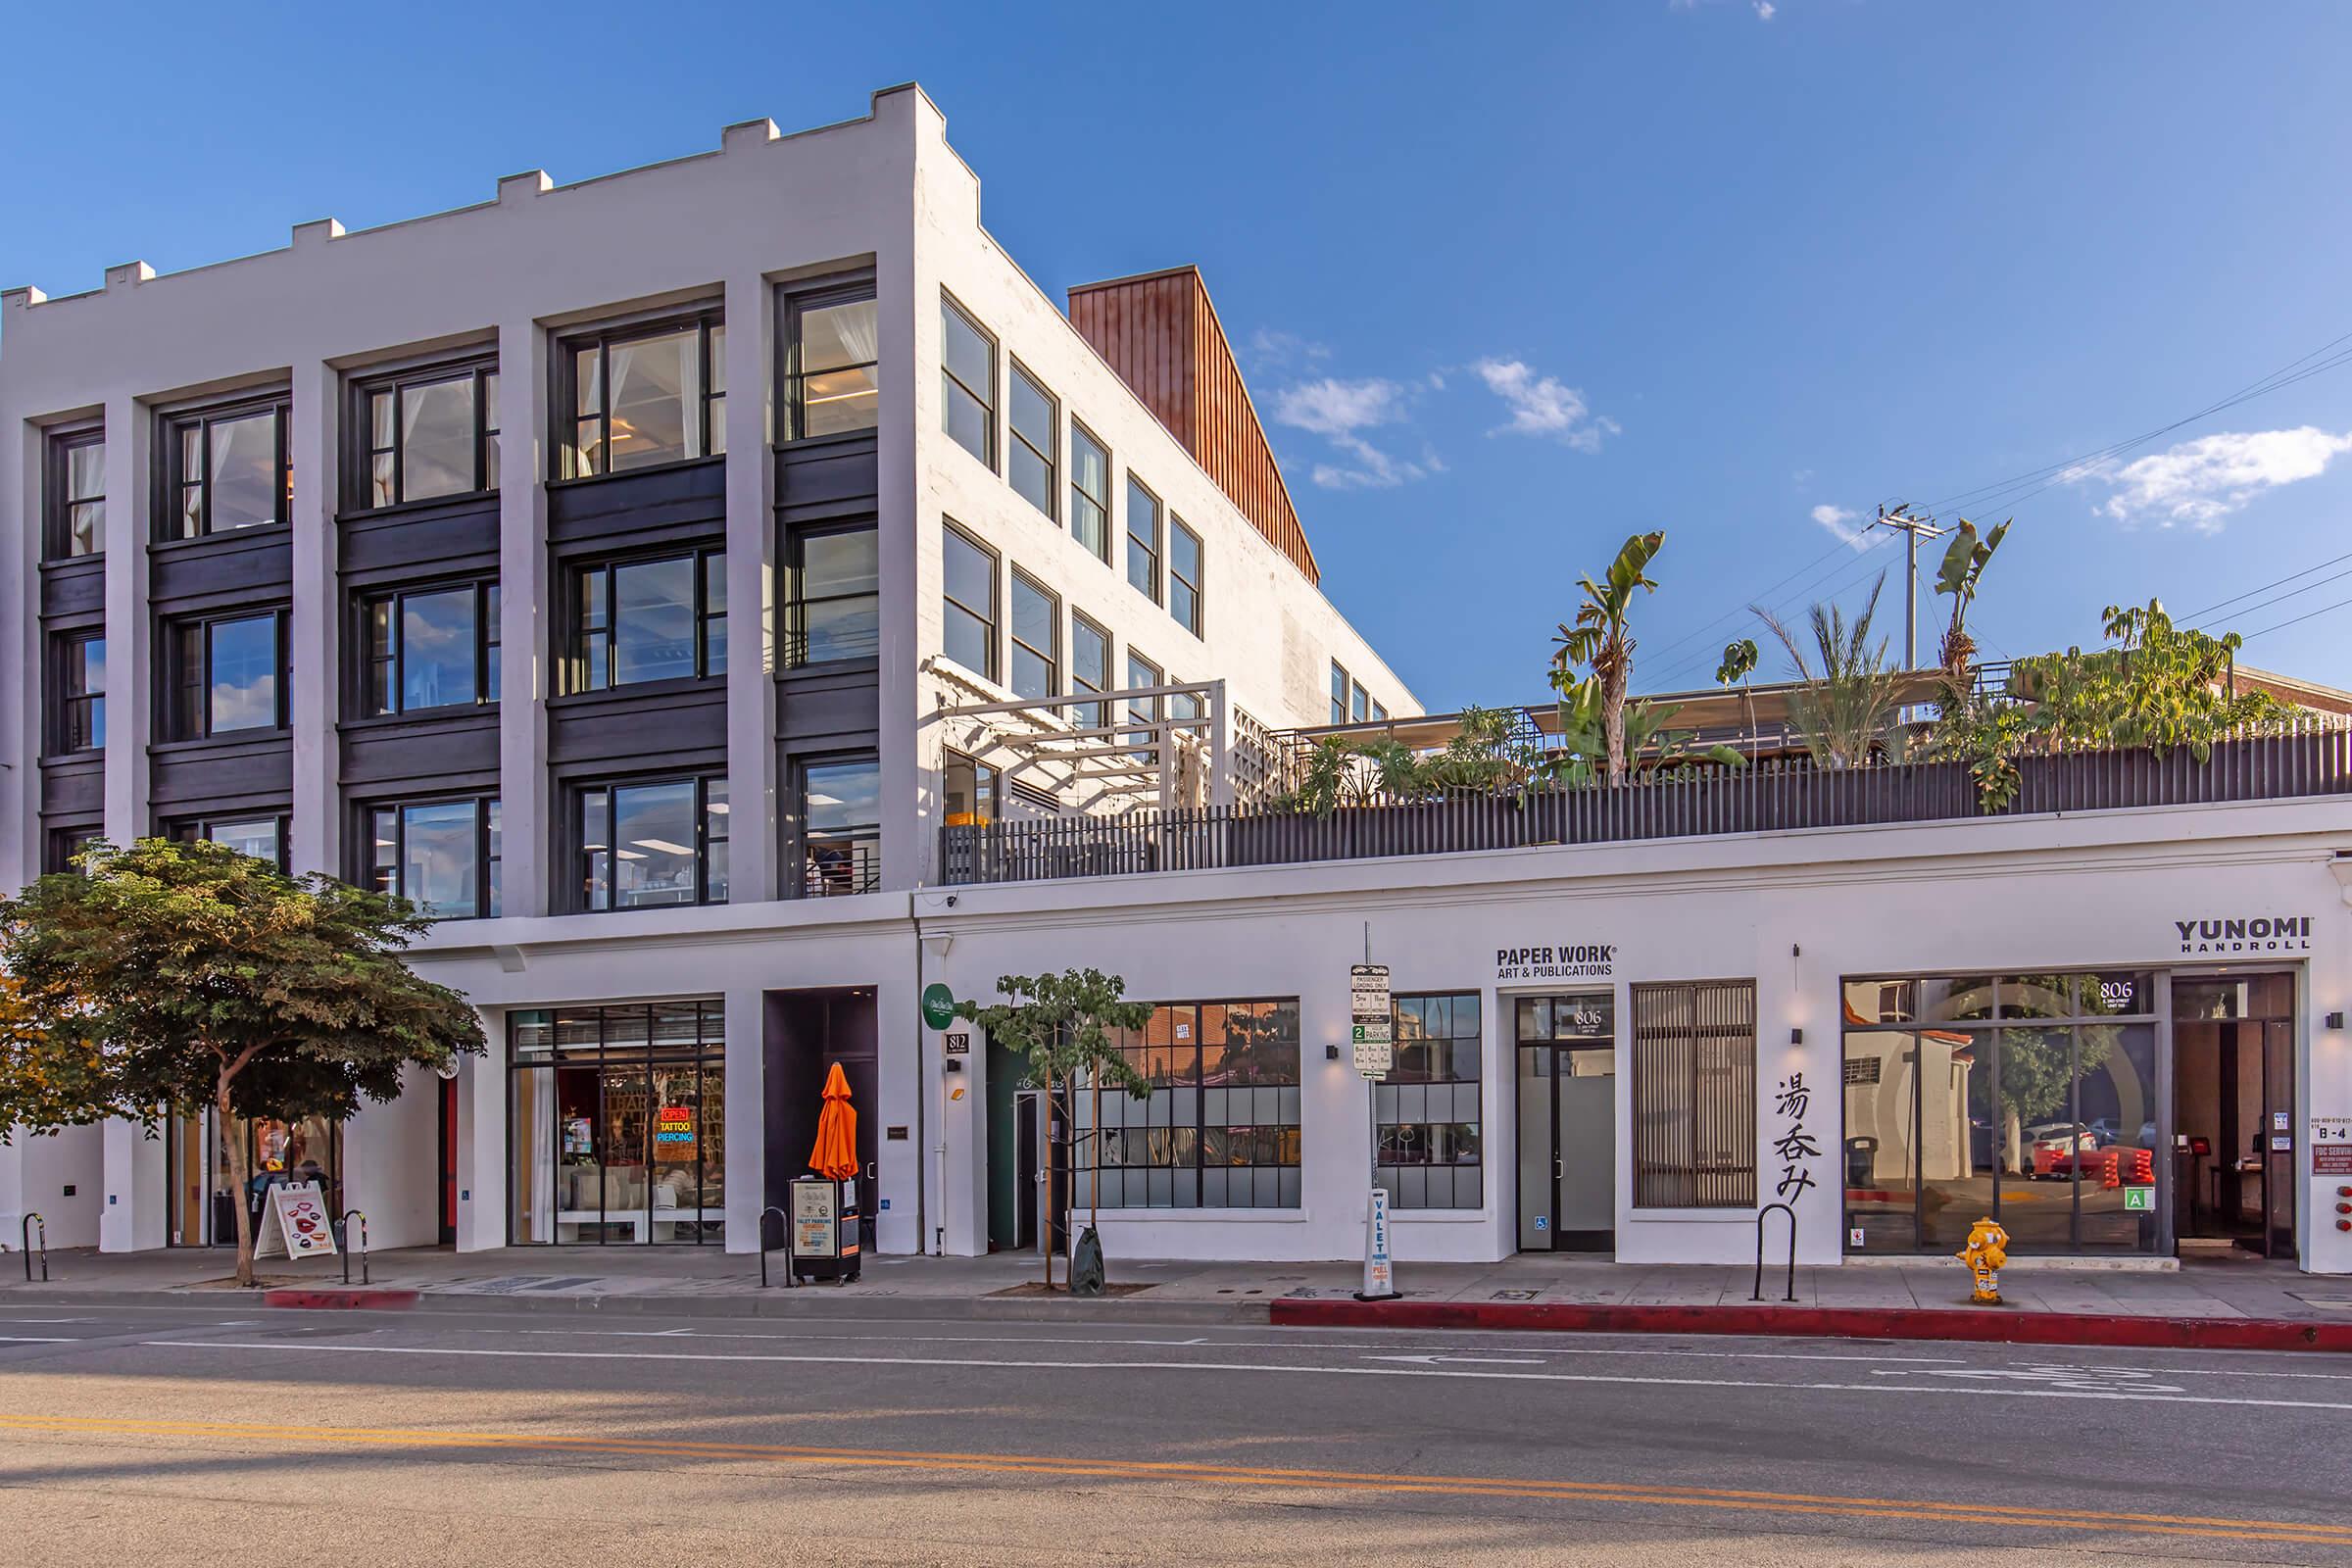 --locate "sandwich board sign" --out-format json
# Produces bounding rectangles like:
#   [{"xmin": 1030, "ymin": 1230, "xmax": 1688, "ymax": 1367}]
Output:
[
  {"xmin": 252, "ymin": 1180, "xmax": 338, "ymax": 1260},
  {"xmin": 1350, "ymin": 963, "xmax": 1392, "ymax": 1078}
]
